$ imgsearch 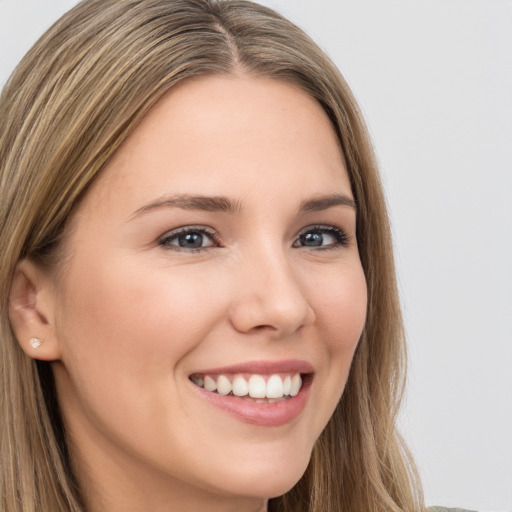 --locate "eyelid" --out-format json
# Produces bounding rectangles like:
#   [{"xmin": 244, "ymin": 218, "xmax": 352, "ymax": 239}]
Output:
[
  {"xmin": 293, "ymin": 224, "xmax": 350, "ymax": 249},
  {"xmin": 158, "ymin": 225, "xmax": 221, "ymax": 251},
  {"xmin": 156, "ymin": 223, "xmax": 350, "ymax": 252}
]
